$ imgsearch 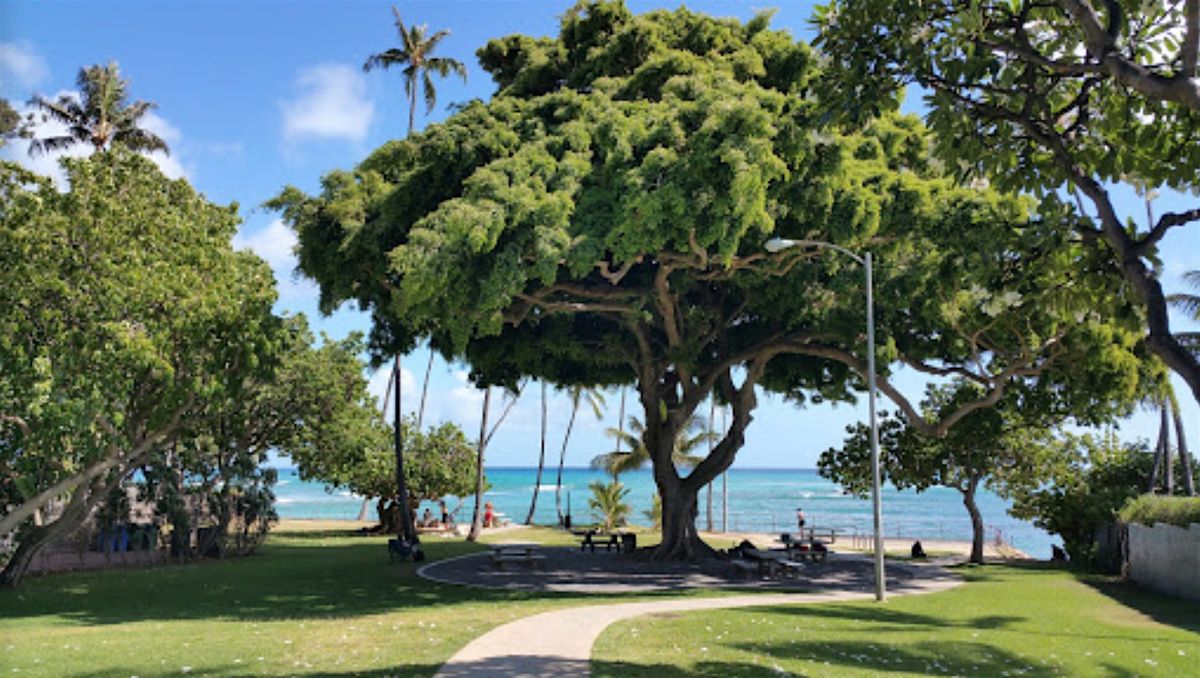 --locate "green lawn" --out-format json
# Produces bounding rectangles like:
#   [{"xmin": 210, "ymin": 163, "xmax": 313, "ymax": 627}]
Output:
[
  {"xmin": 593, "ymin": 563, "xmax": 1200, "ymax": 676},
  {"xmin": 3, "ymin": 524, "xmax": 1196, "ymax": 677},
  {"xmin": 0, "ymin": 522, "xmax": 685, "ymax": 677}
]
